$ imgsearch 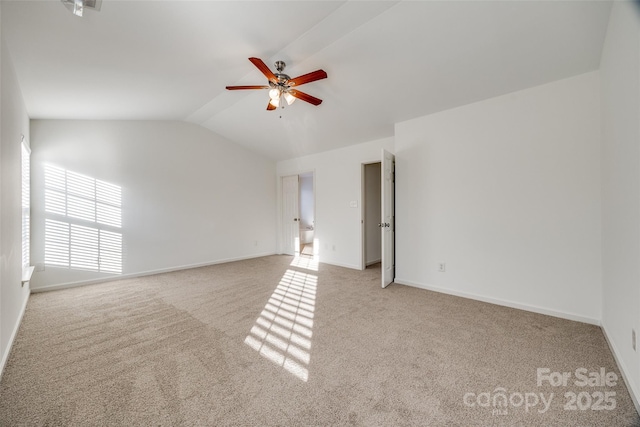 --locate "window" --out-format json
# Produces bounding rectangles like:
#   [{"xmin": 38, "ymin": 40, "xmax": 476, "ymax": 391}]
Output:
[
  {"xmin": 44, "ymin": 165, "xmax": 122, "ymax": 274},
  {"xmin": 21, "ymin": 141, "xmax": 30, "ymax": 269}
]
